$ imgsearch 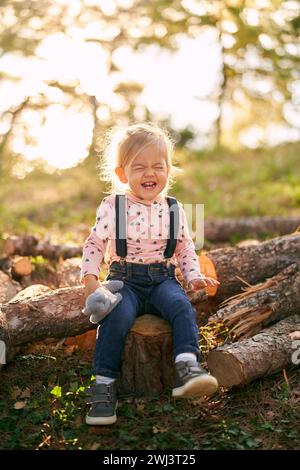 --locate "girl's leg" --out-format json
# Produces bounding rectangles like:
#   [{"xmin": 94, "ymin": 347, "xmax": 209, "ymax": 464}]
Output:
[
  {"xmin": 149, "ymin": 279, "xmax": 218, "ymax": 397},
  {"xmin": 94, "ymin": 284, "xmax": 142, "ymax": 378},
  {"xmin": 149, "ymin": 279, "xmax": 200, "ymax": 360}
]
